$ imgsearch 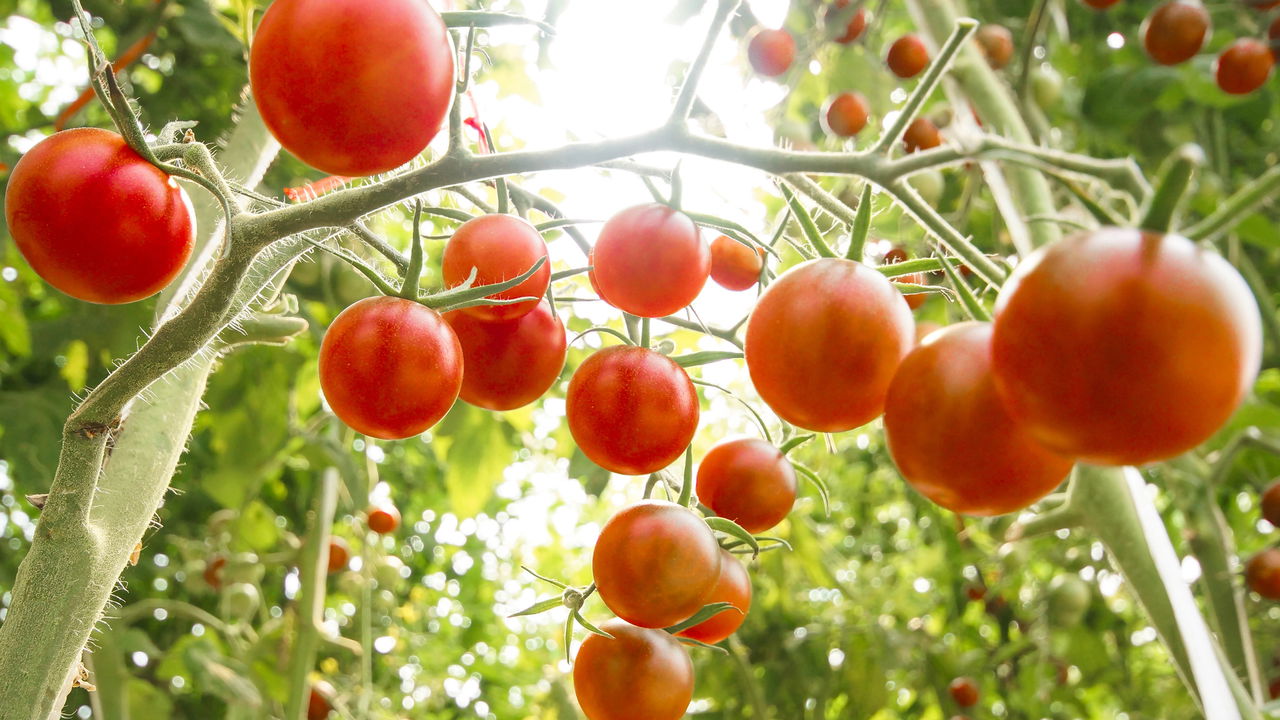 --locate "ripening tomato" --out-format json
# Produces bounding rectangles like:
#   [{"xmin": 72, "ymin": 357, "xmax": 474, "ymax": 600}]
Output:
[
  {"xmin": 949, "ymin": 677, "xmax": 979, "ymax": 708},
  {"xmin": 318, "ymin": 297, "xmax": 463, "ymax": 440},
  {"xmin": 745, "ymin": 258, "xmax": 914, "ymax": 432},
  {"xmin": 307, "ymin": 687, "xmax": 331, "ymax": 720},
  {"xmin": 747, "ymin": 28, "xmax": 795, "ymax": 77},
  {"xmin": 566, "ymin": 346, "xmax": 699, "ymax": 474},
  {"xmin": 203, "ymin": 556, "xmax": 226, "ymax": 591},
  {"xmin": 709, "ymin": 235, "xmax": 764, "ymax": 291},
  {"xmin": 991, "ymin": 228, "xmax": 1261, "ymax": 466},
  {"xmin": 976, "ymin": 25, "xmax": 1014, "ymax": 70},
  {"xmin": 823, "ymin": 92, "xmax": 871, "ymax": 137},
  {"xmin": 442, "ymin": 214, "xmax": 551, "ymax": 322},
  {"xmin": 249, "ymin": 0, "xmax": 454, "ymax": 176},
  {"xmin": 1247, "ymin": 548, "xmax": 1280, "ymax": 600},
  {"xmin": 592, "ymin": 204, "xmax": 709, "ymax": 318},
  {"xmin": 1082, "ymin": 0, "xmax": 1120, "ymax": 8},
  {"xmin": 573, "ymin": 619, "xmax": 694, "ymax": 720},
  {"xmin": 677, "ymin": 550, "xmax": 751, "ymax": 644},
  {"xmin": 445, "ymin": 300, "xmax": 566, "ymax": 411},
  {"xmin": 887, "ymin": 35, "xmax": 930, "ymax": 78},
  {"xmin": 884, "ymin": 323, "xmax": 1074, "ymax": 516},
  {"xmin": 593, "ymin": 501, "xmax": 721, "ymax": 628},
  {"xmin": 883, "ymin": 249, "xmax": 926, "ymax": 309},
  {"xmin": 367, "ymin": 505, "xmax": 400, "ymax": 535},
  {"xmin": 827, "ymin": 0, "xmax": 869, "ymax": 44},
  {"xmin": 696, "ymin": 438, "xmax": 797, "ymax": 533},
  {"xmin": 1142, "ymin": 2, "xmax": 1209, "ymax": 66},
  {"xmin": 1215, "ymin": 38, "xmax": 1274, "ymax": 95},
  {"xmin": 5, "ymin": 128, "xmax": 195, "ymax": 304},
  {"xmin": 1270, "ymin": 18, "xmax": 1280, "ymax": 59},
  {"xmin": 903, "ymin": 118, "xmax": 942, "ymax": 153},
  {"xmin": 327, "ymin": 537, "xmax": 350, "ymax": 574},
  {"xmin": 587, "ymin": 249, "xmax": 613, "ymax": 305},
  {"xmin": 1263, "ymin": 481, "xmax": 1280, "ymax": 527}
]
